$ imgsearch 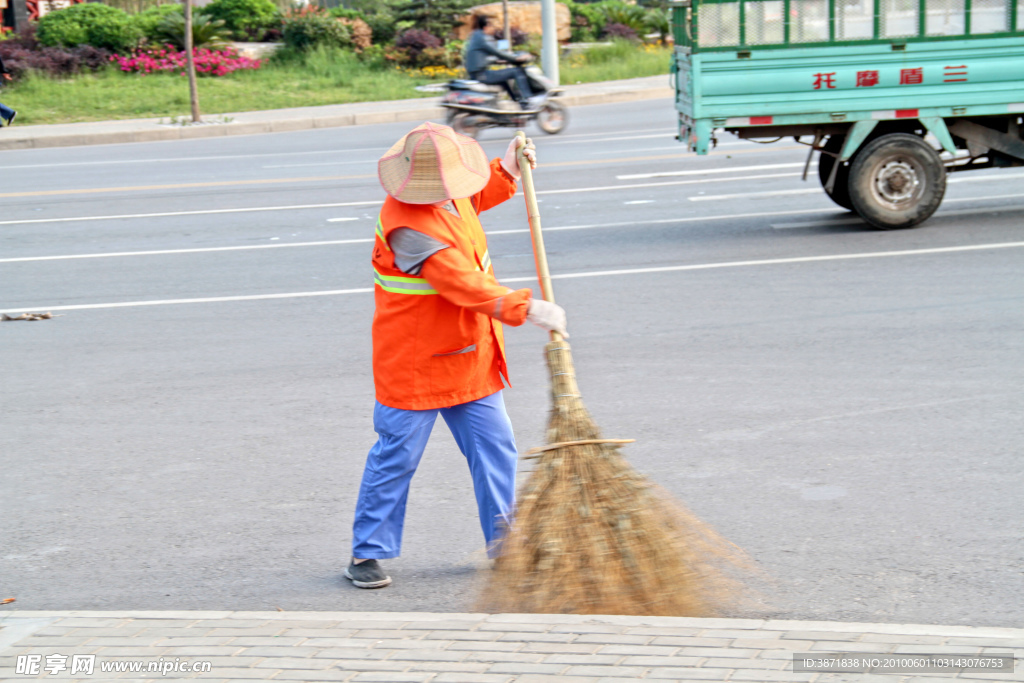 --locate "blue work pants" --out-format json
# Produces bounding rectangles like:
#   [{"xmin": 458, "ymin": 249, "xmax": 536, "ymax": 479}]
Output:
[
  {"xmin": 472, "ymin": 67, "xmax": 534, "ymax": 102},
  {"xmin": 0, "ymin": 101, "xmax": 14, "ymax": 123},
  {"xmin": 352, "ymin": 390, "xmax": 518, "ymax": 559}
]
